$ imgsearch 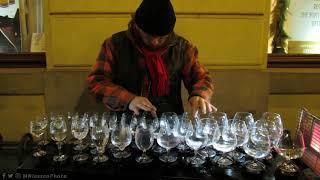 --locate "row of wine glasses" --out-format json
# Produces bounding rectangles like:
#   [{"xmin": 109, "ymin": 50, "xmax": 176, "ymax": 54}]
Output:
[{"xmin": 29, "ymin": 111, "xmax": 305, "ymax": 174}]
